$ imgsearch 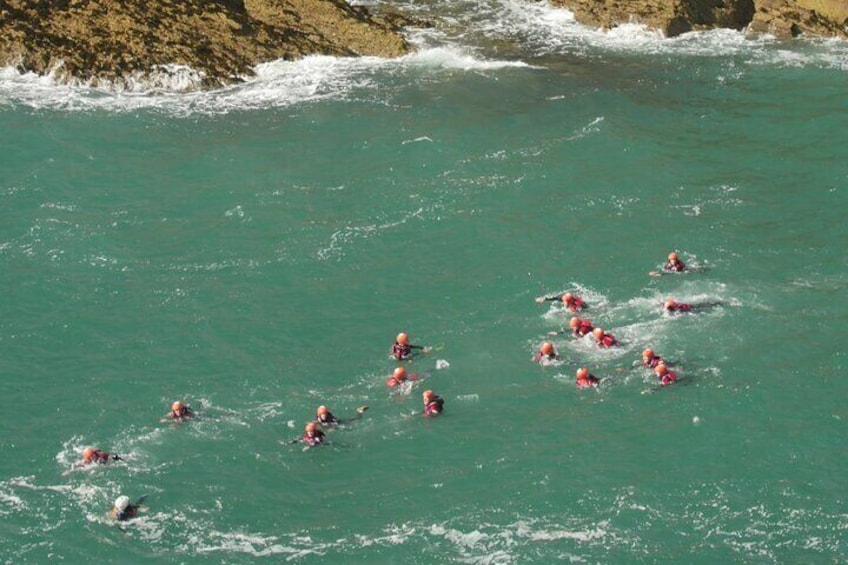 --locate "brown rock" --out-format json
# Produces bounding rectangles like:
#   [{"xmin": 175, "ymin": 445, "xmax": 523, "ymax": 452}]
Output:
[
  {"xmin": 555, "ymin": 0, "xmax": 847, "ymax": 39},
  {"xmin": 0, "ymin": 0, "xmax": 424, "ymax": 89}
]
